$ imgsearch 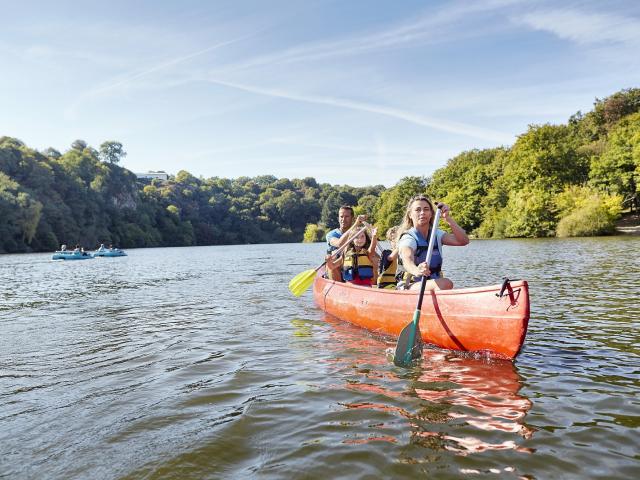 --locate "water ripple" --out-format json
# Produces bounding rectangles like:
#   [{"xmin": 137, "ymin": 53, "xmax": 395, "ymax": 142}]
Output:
[{"xmin": 1, "ymin": 239, "xmax": 639, "ymax": 479}]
